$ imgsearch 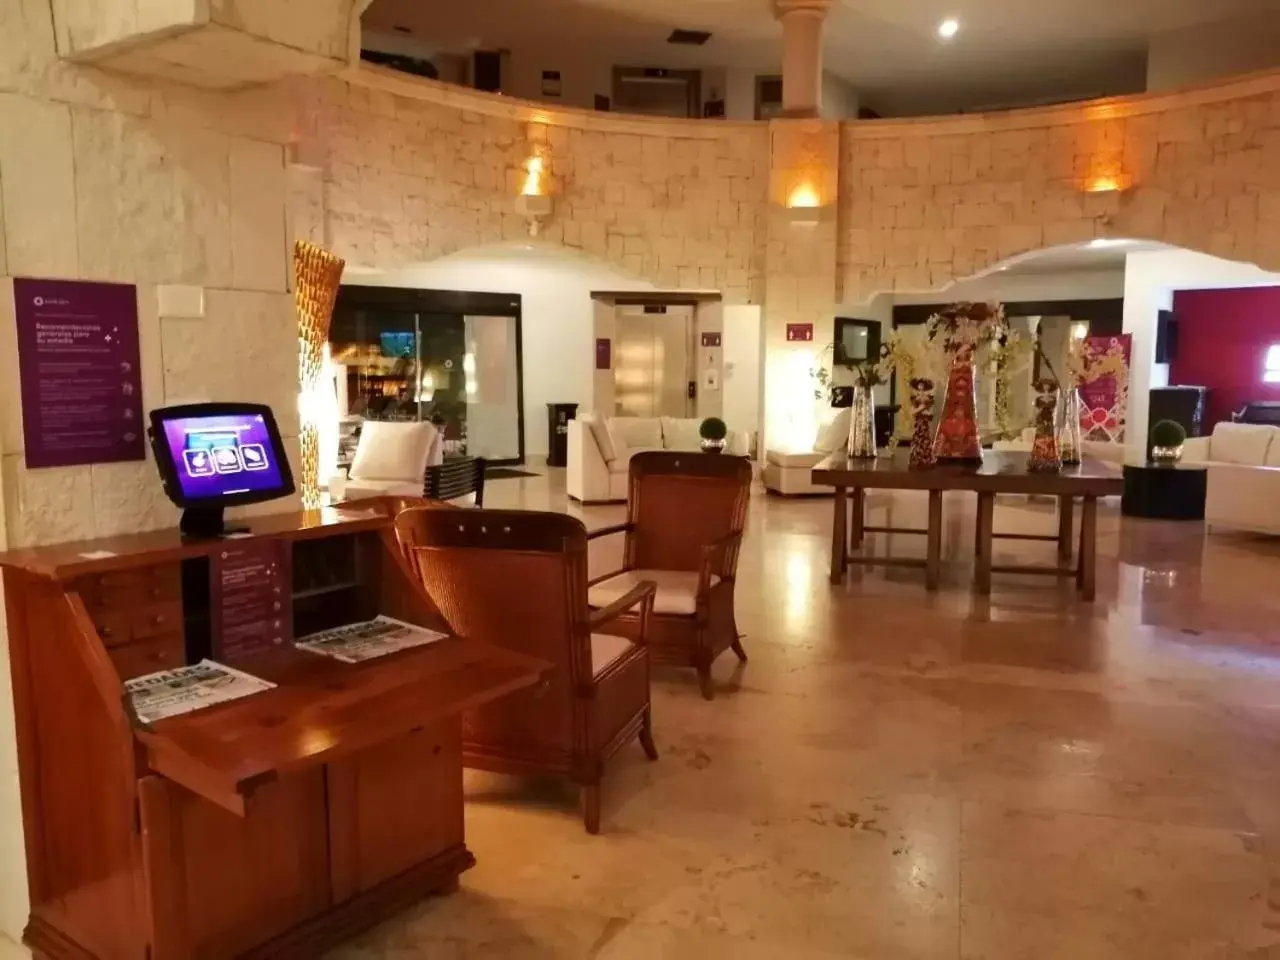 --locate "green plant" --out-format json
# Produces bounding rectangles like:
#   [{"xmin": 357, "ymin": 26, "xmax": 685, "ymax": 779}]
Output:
[
  {"xmin": 699, "ymin": 417, "xmax": 728, "ymax": 441},
  {"xmin": 1150, "ymin": 419, "xmax": 1187, "ymax": 448}
]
